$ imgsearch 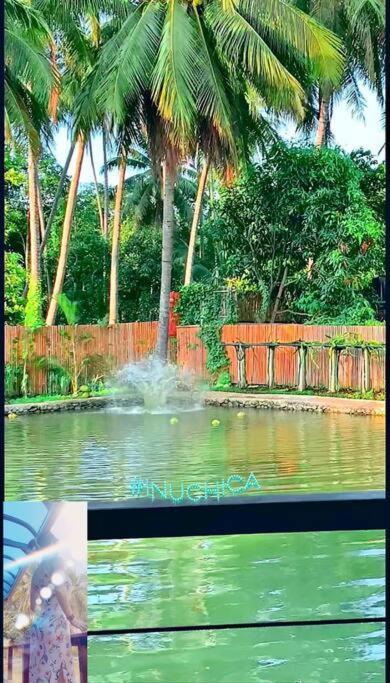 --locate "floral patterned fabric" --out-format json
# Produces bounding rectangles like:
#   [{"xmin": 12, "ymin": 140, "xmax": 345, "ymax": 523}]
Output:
[{"xmin": 29, "ymin": 571, "xmax": 75, "ymax": 683}]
